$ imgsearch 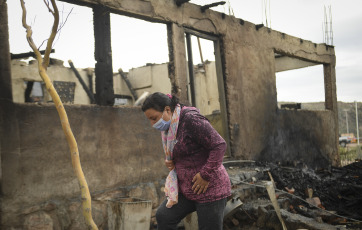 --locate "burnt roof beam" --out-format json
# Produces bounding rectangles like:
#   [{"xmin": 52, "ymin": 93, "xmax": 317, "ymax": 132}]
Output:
[
  {"xmin": 200, "ymin": 1, "xmax": 226, "ymax": 13},
  {"xmin": 175, "ymin": 0, "xmax": 190, "ymax": 7},
  {"xmin": 255, "ymin": 24, "xmax": 264, "ymax": 30},
  {"xmin": 11, "ymin": 49, "xmax": 55, "ymax": 60},
  {"xmin": 93, "ymin": 5, "xmax": 115, "ymax": 106}
]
